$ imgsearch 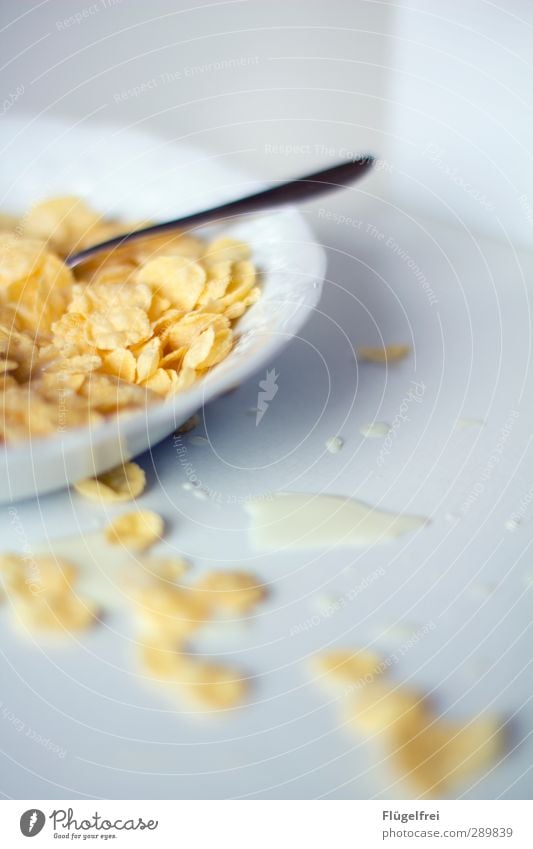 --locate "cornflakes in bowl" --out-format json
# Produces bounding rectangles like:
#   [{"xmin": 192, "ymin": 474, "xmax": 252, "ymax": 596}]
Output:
[{"xmin": 0, "ymin": 116, "xmax": 326, "ymax": 501}]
